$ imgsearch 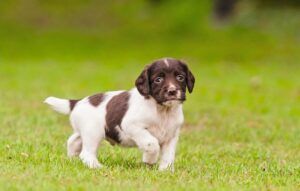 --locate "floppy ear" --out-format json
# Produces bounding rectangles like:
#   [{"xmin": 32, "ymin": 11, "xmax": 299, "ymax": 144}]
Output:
[
  {"xmin": 135, "ymin": 65, "xmax": 150, "ymax": 97},
  {"xmin": 180, "ymin": 61, "xmax": 195, "ymax": 93},
  {"xmin": 187, "ymin": 69, "xmax": 195, "ymax": 93}
]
